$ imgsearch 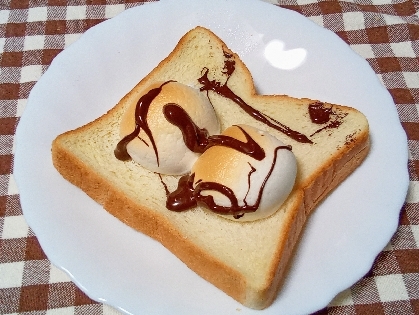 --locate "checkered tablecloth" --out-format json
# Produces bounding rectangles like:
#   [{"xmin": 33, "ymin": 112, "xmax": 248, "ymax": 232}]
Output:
[{"xmin": 1, "ymin": 0, "xmax": 418, "ymax": 314}]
